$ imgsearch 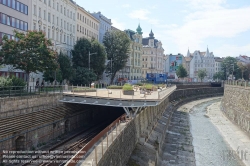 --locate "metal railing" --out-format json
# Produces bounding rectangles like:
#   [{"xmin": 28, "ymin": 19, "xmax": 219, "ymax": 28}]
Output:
[{"xmin": 0, "ymin": 85, "xmax": 64, "ymax": 98}]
